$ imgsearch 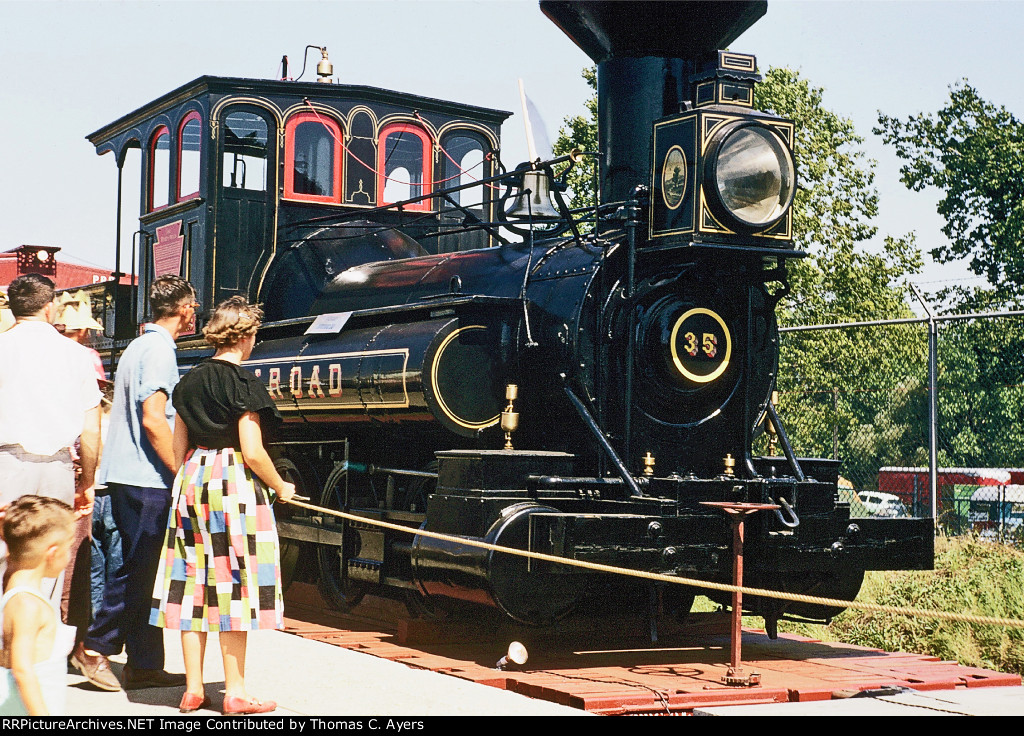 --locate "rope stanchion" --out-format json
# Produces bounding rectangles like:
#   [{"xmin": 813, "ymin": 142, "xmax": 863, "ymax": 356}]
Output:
[{"xmin": 283, "ymin": 497, "xmax": 1024, "ymax": 630}]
